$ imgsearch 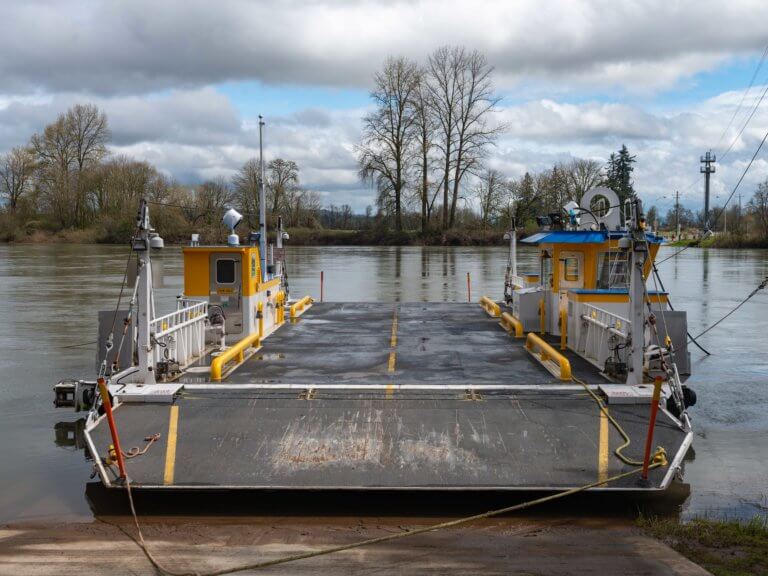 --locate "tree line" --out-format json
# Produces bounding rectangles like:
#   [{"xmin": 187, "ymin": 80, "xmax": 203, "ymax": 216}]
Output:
[
  {"xmin": 2, "ymin": 81, "xmax": 767, "ymax": 246},
  {"xmin": 0, "ymin": 104, "xmax": 324, "ymax": 242}
]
